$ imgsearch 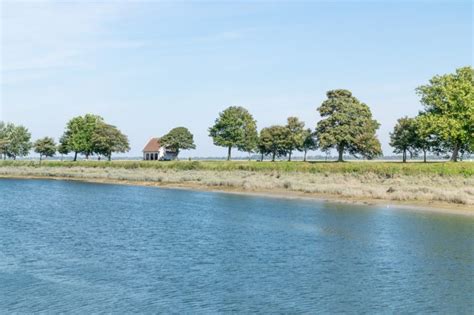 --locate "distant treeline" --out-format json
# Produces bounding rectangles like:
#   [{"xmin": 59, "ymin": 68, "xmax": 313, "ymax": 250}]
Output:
[{"xmin": 0, "ymin": 66, "xmax": 472, "ymax": 162}]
